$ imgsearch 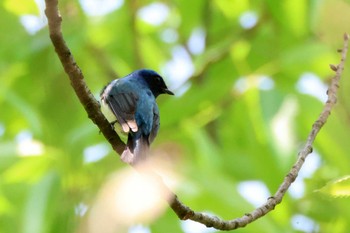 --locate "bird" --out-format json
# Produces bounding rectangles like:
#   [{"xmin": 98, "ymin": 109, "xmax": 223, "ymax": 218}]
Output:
[{"xmin": 100, "ymin": 69, "xmax": 174, "ymax": 164}]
